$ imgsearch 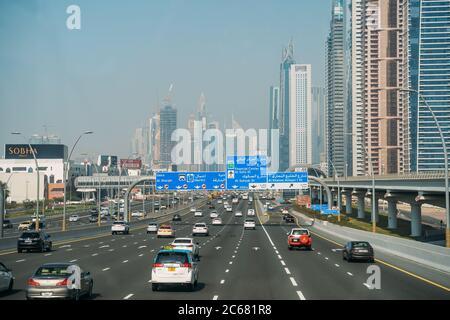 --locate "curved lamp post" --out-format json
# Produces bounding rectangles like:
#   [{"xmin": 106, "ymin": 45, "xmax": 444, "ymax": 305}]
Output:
[{"xmin": 62, "ymin": 131, "xmax": 93, "ymax": 232}]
